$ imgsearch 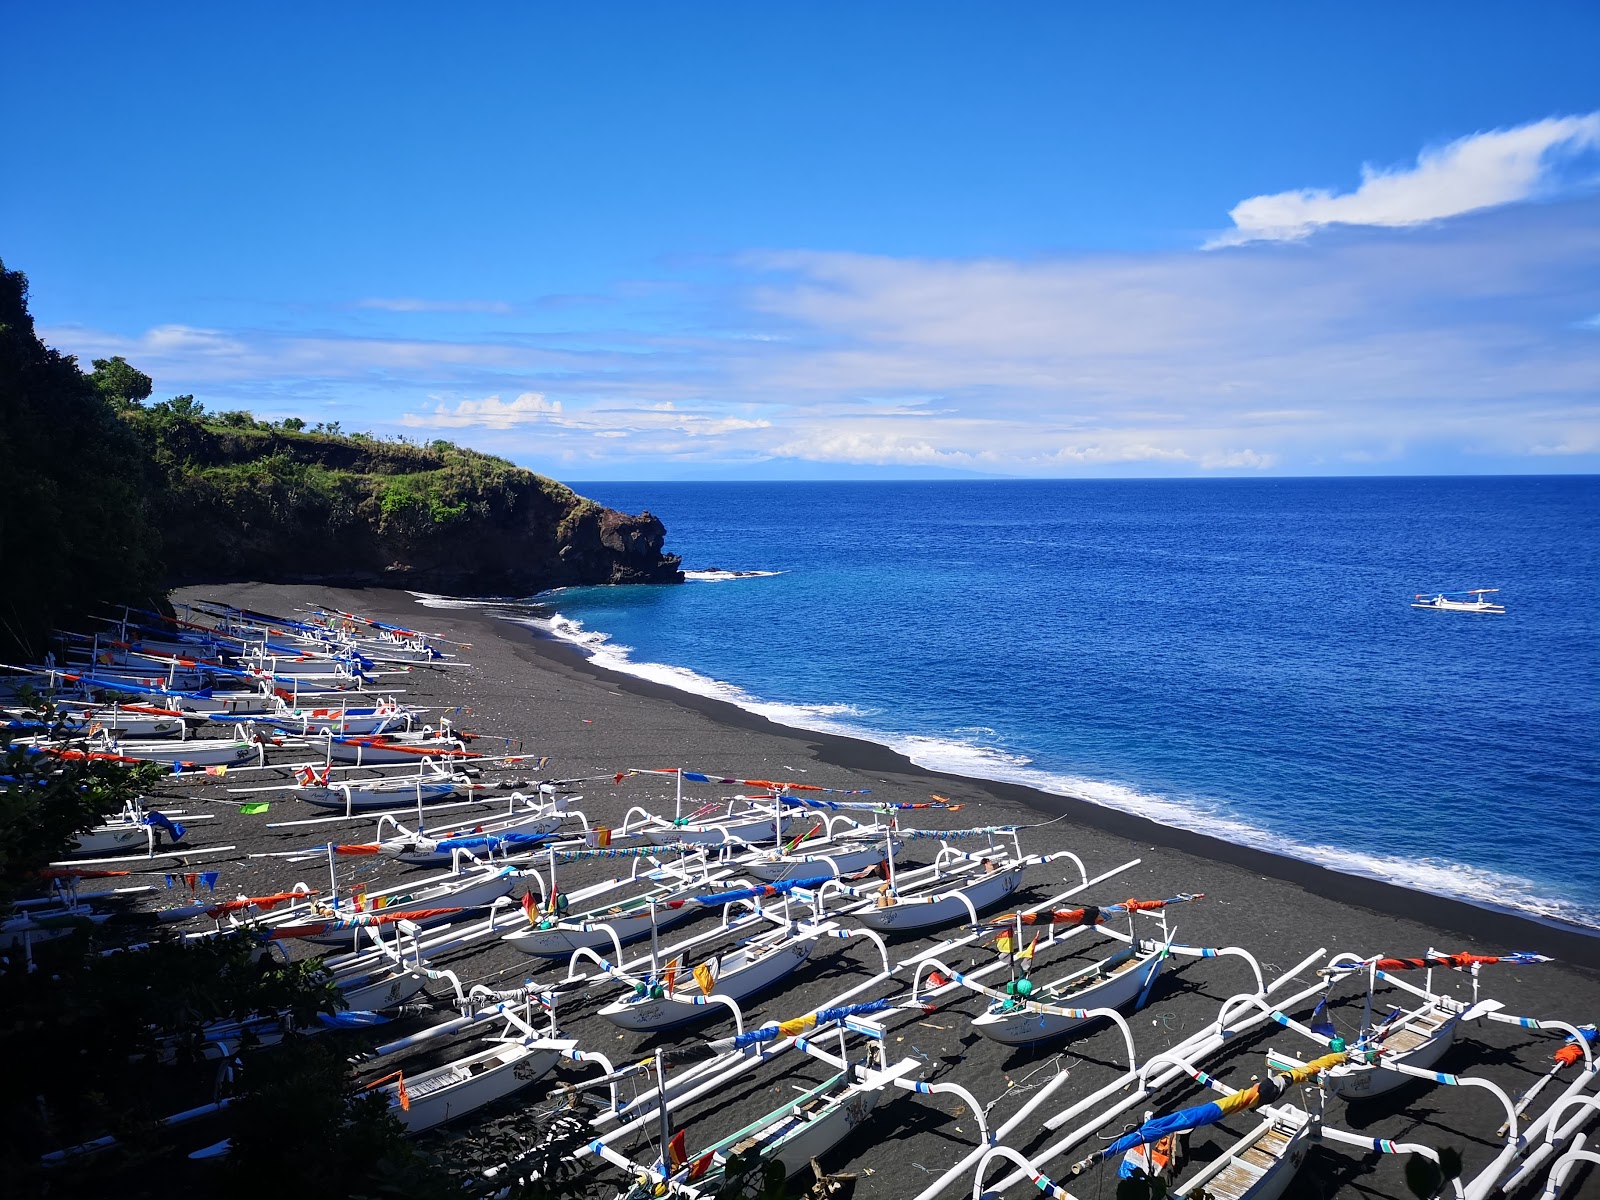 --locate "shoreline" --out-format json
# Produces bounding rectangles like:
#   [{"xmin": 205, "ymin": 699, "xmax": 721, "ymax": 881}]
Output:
[
  {"xmin": 173, "ymin": 581, "xmax": 1600, "ymax": 1200},
  {"xmin": 503, "ymin": 609, "xmax": 1600, "ymax": 969}
]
